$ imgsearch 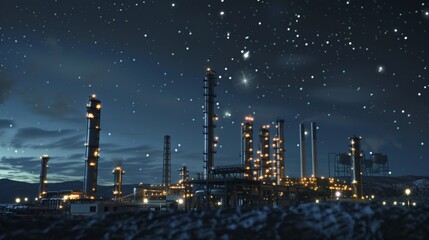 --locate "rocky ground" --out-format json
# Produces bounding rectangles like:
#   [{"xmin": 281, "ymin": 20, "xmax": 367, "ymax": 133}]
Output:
[{"xmin": 1, "ymin": 202, "xmax": 428, "ymax": 239}]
